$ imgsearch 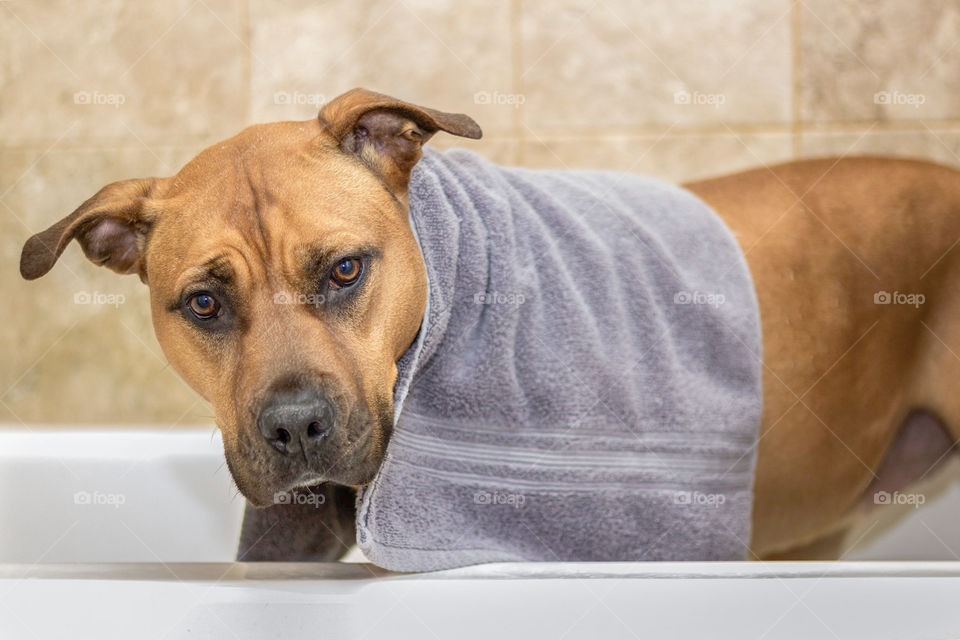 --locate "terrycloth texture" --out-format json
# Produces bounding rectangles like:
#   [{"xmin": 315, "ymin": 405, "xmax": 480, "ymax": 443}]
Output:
[{"xmin": 356, "ymin": 148, "xmax": 762, "ymax": 572}]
